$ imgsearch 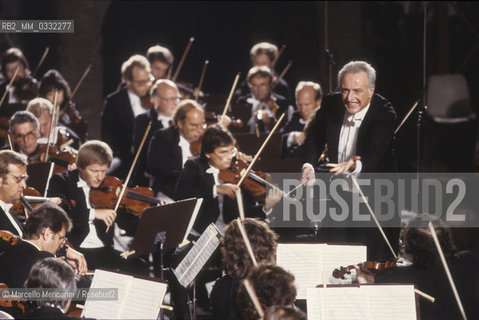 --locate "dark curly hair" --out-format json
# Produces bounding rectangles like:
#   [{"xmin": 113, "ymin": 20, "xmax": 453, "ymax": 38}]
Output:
[
  {"xmin": 237, "ymin": 264, "xmax": 296, "ymax": 320},
  {"xmin": 222, "ymin": 218, "xmax": 278, "ymax": 279},
  {"xmin": 265, "ymin": 306, "xmax": 306, "ymax": 320},
  {"xmin": 404, "ymin": 213, "xmax": 457, "ymax": 268}
]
